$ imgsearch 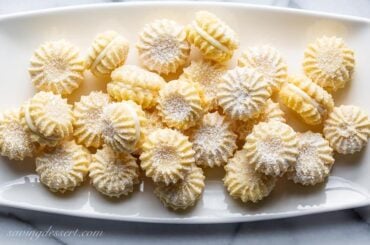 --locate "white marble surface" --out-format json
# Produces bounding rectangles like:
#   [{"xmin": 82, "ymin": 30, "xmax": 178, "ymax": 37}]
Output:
[{"xmin": 1, "ymin": 0, "xmax": 370, "ymax": 244}]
